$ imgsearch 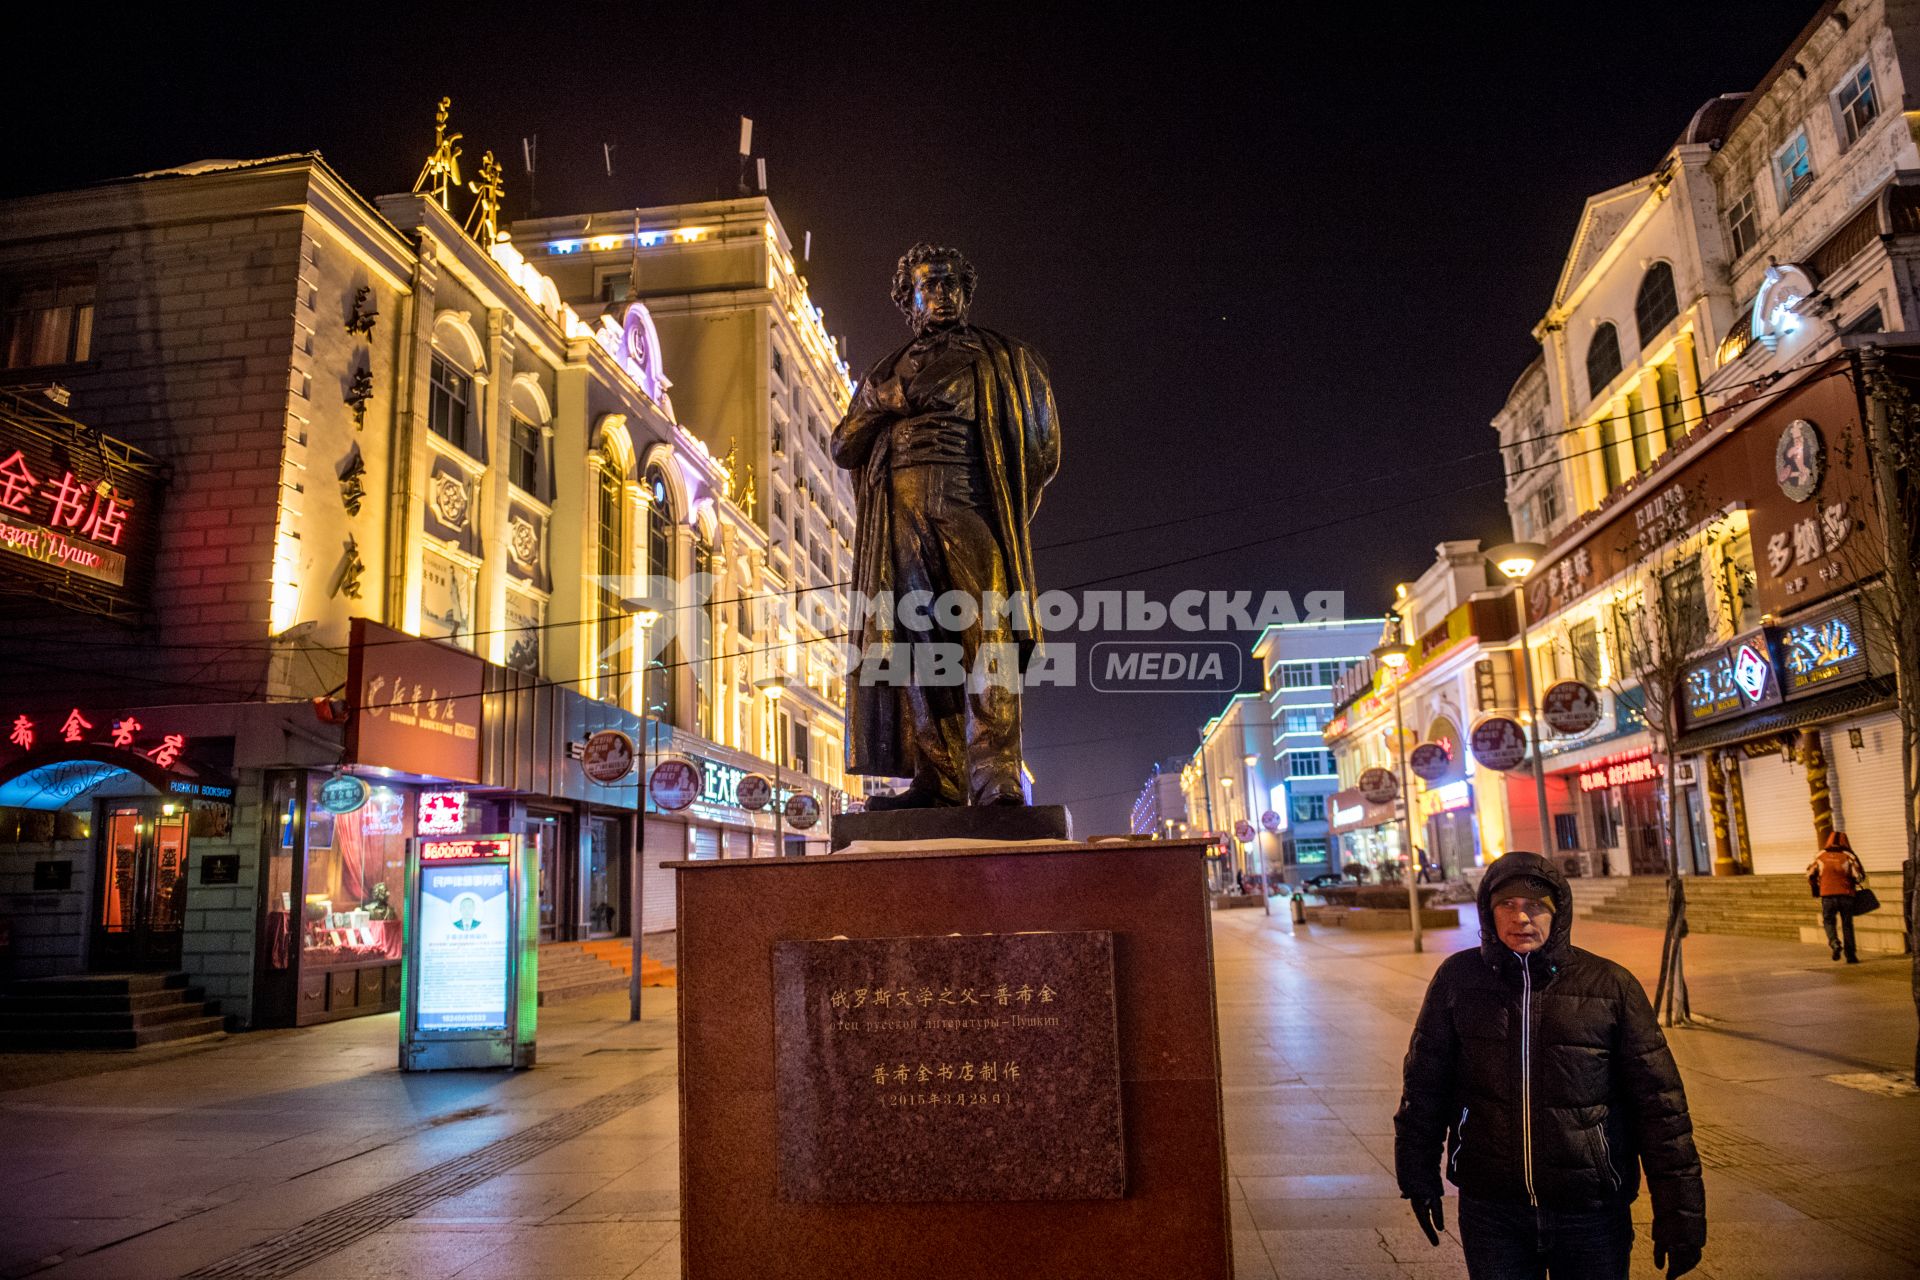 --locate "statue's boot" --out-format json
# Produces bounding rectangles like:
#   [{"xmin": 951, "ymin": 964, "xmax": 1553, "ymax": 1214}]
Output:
[{"xmin": 865, "ymin": 768, "xmax": 947, "ymax": 810}]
